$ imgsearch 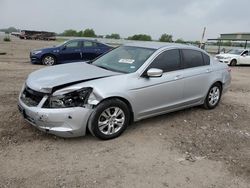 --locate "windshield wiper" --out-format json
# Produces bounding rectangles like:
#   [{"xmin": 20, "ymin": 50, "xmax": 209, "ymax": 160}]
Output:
[{"xmin": 95, "ymin": 65, "xmax": 127, "ymax": 73}]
